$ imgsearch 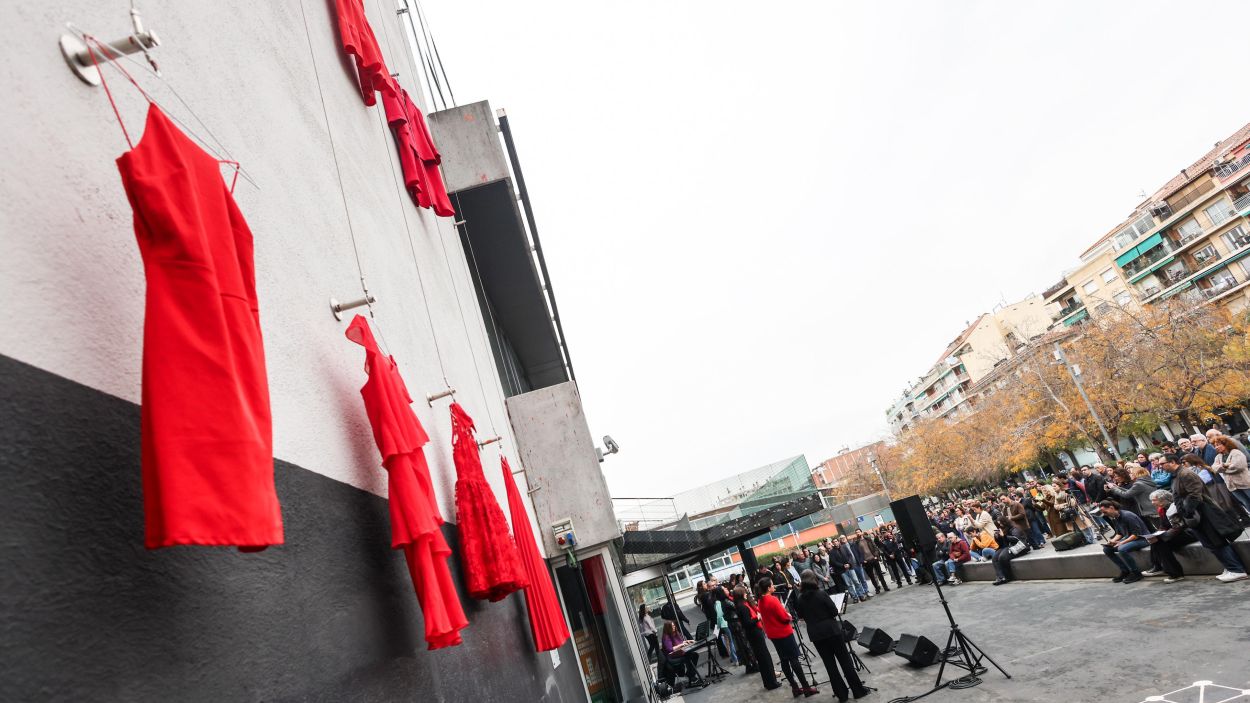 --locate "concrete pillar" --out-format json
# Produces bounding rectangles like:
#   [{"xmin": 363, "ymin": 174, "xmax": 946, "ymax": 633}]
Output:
[
  {"xmin": 1160, "ymin": 424, "xmax": 1175, "ymax": 441},
  {"xmin": 738, "ymin": 542, "xmax": 759, "ymax": 580},
  {"xmin": 1240, "ymin": 408, "xmax": 1250, "ymax": 427}
]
